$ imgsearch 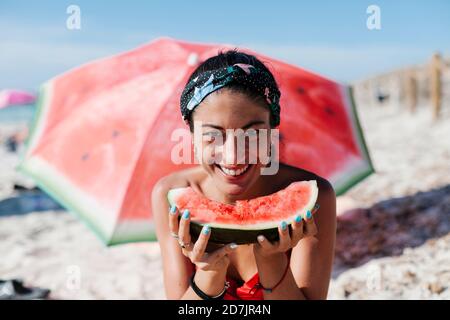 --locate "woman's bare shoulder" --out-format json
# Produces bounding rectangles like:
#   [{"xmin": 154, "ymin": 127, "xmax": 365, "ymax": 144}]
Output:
[
  {"xmin": 151, "ymin": 166, "xmax": 207, "ymax": 228},
  {"xmin": 279, "ymin": 164, "xmax": 331, "ymax": 189},
  {"xmin": 277, "ymin": 163, "xmax": 334, "ymax": 195},
  {"xmin": 151, "ymin": 166, "xmax": 206, "ymax": 200},
  {"xmin": 279, "ymin": 165, "xmax": 336, "ymax": 230}
]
